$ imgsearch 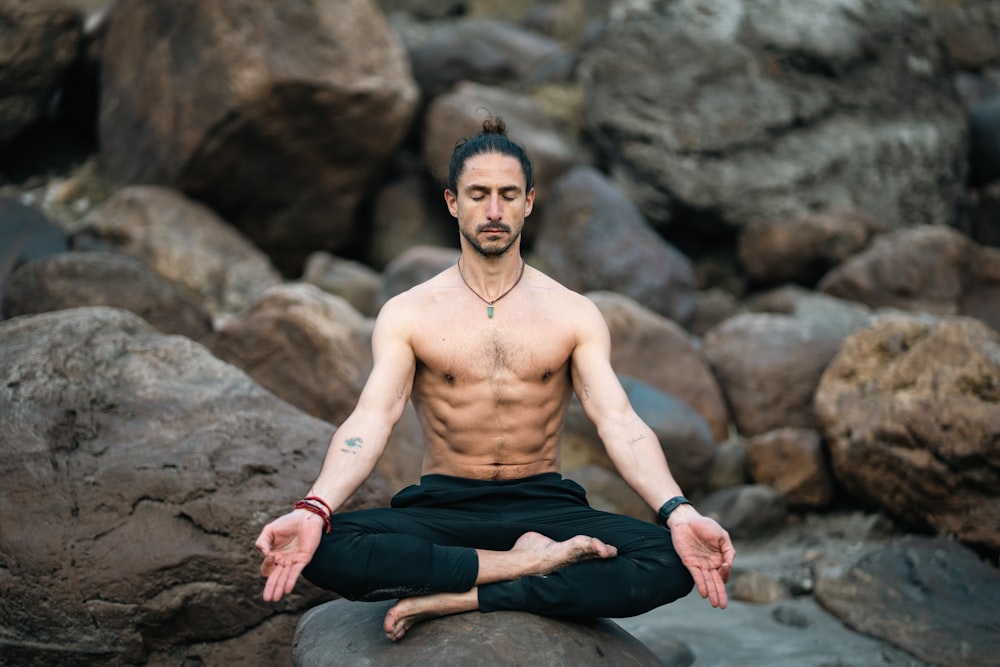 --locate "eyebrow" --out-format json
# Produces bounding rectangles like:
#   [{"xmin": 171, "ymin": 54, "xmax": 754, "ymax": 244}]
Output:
[{"xmin": 463, "ymin": 184, "xmax": 523, "ymax": 195}]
